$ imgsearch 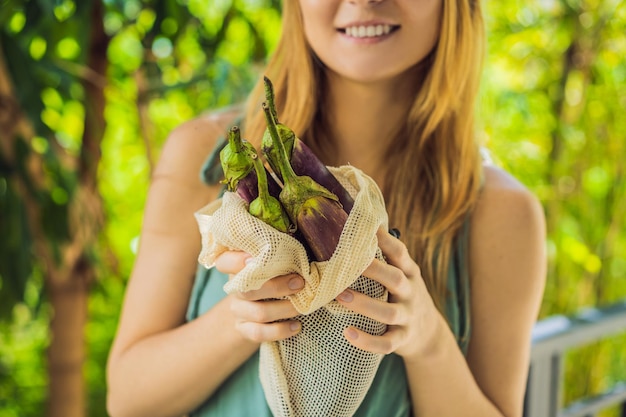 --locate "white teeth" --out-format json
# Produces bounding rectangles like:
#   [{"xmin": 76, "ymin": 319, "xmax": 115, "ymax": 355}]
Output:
[{"xmin": 344, "ymin": 24, "xmax": 393, "ymax": 38}]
